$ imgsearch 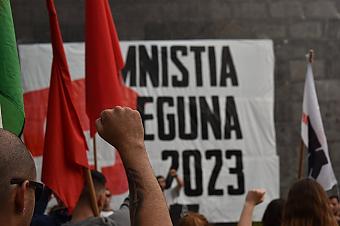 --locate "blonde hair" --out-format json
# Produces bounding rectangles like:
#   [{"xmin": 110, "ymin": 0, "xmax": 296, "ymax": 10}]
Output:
[
  {"xmin": 179, "ymin": 212, "xmax": 211, "ymax": 226},
  {"xmin": 282, "ymin": 179, "xmax": 337, "ymax": 226}
]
